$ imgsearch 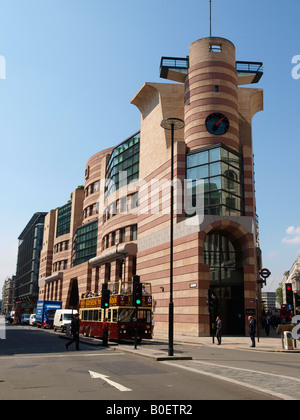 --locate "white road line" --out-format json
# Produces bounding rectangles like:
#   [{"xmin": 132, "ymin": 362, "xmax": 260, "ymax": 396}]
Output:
[
  {"xmin": 89, "ymin": 370, "xmax": 132, "ymax": 392},
  {"xmin": 162, "ymin": 361, "xmax": 295, "ymax": 401},
  {"xmin": 0, "ymin": 352, "xmax": 124, "ymax": 360},
  {"xmin": 193, "ymin": 360, "xmax": 300, "ymax": 383}
]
